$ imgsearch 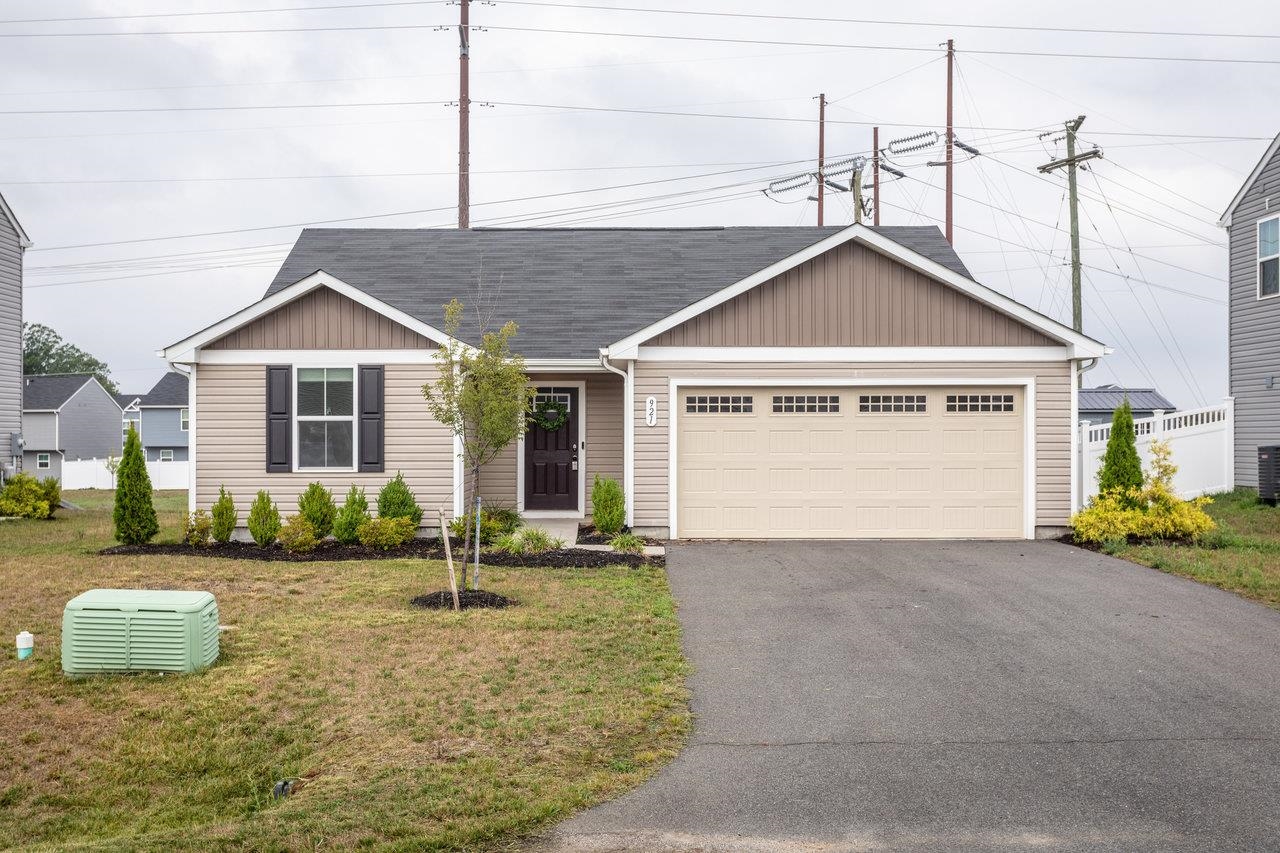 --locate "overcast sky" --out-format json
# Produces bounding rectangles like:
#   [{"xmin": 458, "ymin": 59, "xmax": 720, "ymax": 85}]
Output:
[{"xmin": 2, "ymin": 0, "xmax": 1273, "ymax": 406}]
